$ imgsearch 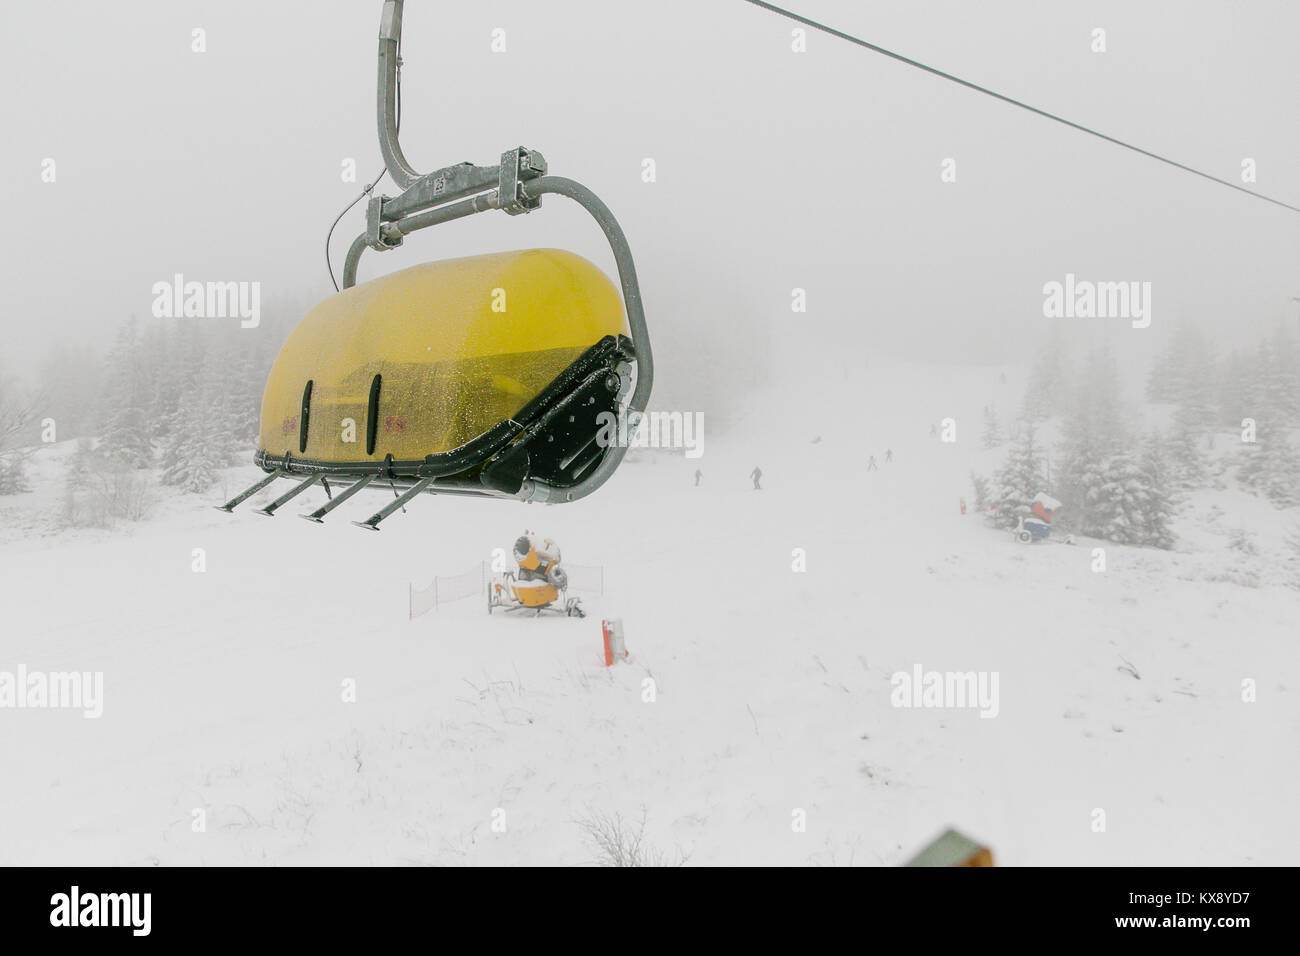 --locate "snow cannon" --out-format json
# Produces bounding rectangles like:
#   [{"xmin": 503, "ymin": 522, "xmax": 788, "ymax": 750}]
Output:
[
  {"xmin": 489, "ymin": 533, "xmax": 584, "ymax": 617},
  {"xmin": 1031, "ymin": 493, "xmax": 1062, "ymax": 522},
  {"xmin": 218, "ymin": 0, "xmax": 651, "ymax": 529},
  {"xmin": 1014, "ymin": 493, "xmax": 1064, "ymax": 544}
]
